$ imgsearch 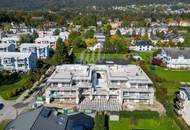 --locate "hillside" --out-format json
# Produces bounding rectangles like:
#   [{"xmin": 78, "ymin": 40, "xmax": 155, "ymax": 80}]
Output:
[{"xmin": 0, "ymin": 0, "xmax": 189, "ymax": 10}]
